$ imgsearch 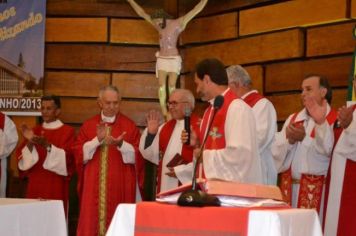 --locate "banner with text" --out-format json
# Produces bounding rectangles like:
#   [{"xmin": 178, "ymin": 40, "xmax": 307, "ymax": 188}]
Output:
[{"xmin": 0, "ymin": 0, "xmax": 46, "ymax": 115}]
